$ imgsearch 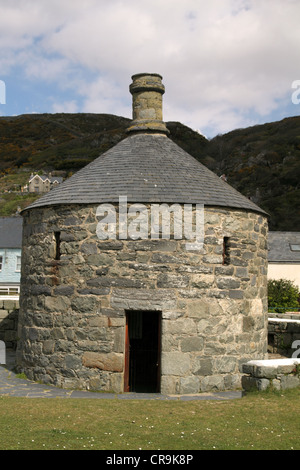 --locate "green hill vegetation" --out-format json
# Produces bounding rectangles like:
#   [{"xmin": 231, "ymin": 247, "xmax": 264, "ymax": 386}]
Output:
[
  {"xmin": 0, "ymin": 113, "xmax": 299, "ymax": 230},
  {"xmin": 202, "ymin": 117, "xmax": 300, "ymax": 231}
]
